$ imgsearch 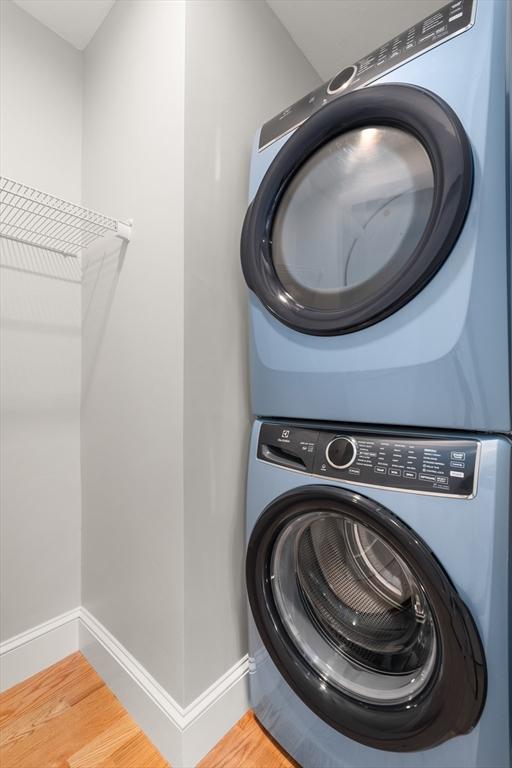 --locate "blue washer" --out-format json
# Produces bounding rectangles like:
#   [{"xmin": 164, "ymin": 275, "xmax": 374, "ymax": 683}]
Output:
[
  {"xmin": 245, "ymin": 419, "xmax": 510, "ymax": 767},
  {"xmin": 241, "ymin": 0, "xmax": 511, "ymax": 432}
]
